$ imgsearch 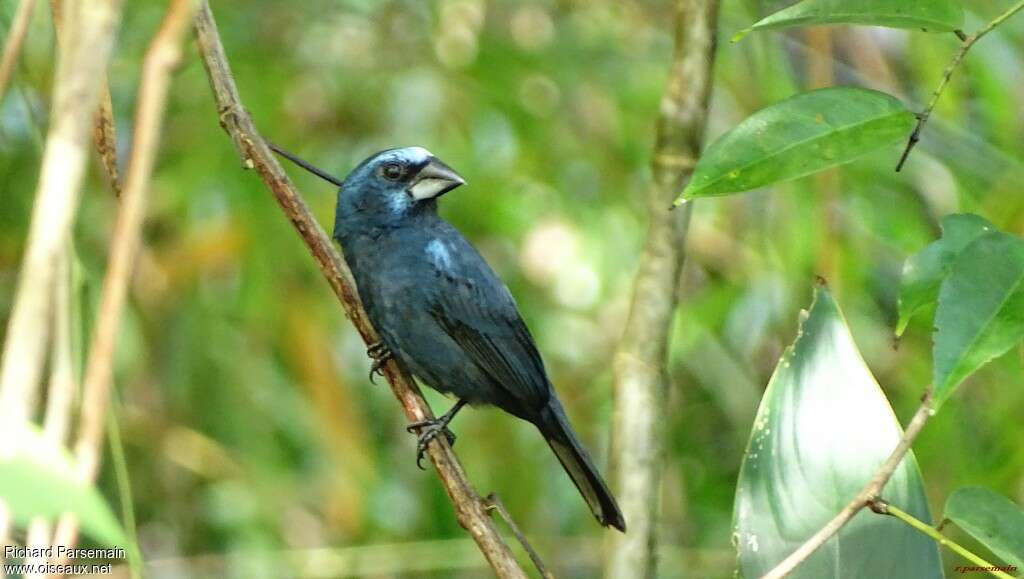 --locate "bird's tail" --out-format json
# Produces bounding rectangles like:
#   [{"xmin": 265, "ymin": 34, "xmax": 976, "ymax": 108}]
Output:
[{"xmin": 536, "ymin": 399, "xmax": 626, "ymax": 532}]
